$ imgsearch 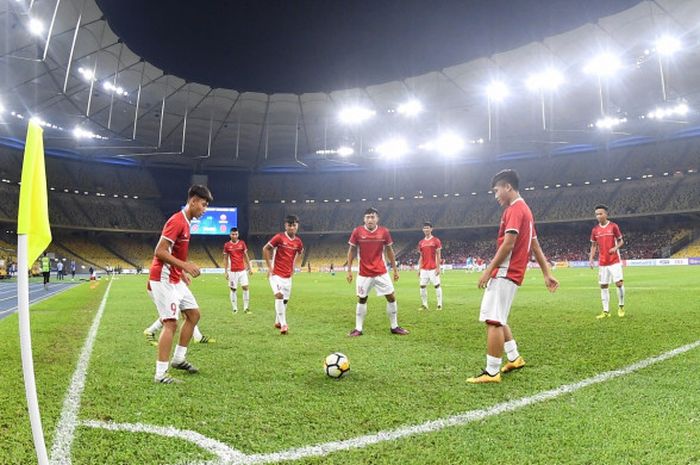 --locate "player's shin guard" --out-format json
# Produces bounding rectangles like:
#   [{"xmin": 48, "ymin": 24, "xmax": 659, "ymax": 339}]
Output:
[
  {"xmin": 355, "ymin": 303, "xmax": 367, "ymax": 331},
  {"xmin": 386, "ymin": 301, "xmax": 398, "ymax": 328},
  {"xmin": 435, "ymin": 286, "xmax": 443, "ymax": 307},
  {"xmin": 419, "ymin": 288, "xmax": 428, "ymax": 306},
  {"xmin": 601, "ymin": 288, "xmax": 610, "ymax": 312},
  {"xmin": 617, "ymin": 285, "xmax": 625, "ymax": 306},
  {"xmin": 275, "ymin": 299, "xmax": 287, "ymax": 327}
]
